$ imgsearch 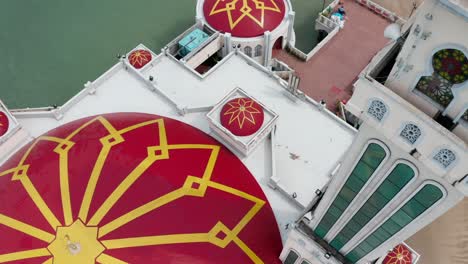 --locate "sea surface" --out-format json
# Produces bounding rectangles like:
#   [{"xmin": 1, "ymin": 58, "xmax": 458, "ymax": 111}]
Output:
[{"xmin": 0, "ymin": 0, "xmax": 331, "ymax": 108}]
